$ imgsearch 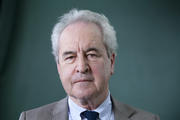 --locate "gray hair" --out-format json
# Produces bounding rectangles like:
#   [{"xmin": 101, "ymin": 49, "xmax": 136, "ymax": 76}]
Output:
[{"xmin": 51, "ymin": 9, "xmax": 118, "ymax": 62}]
